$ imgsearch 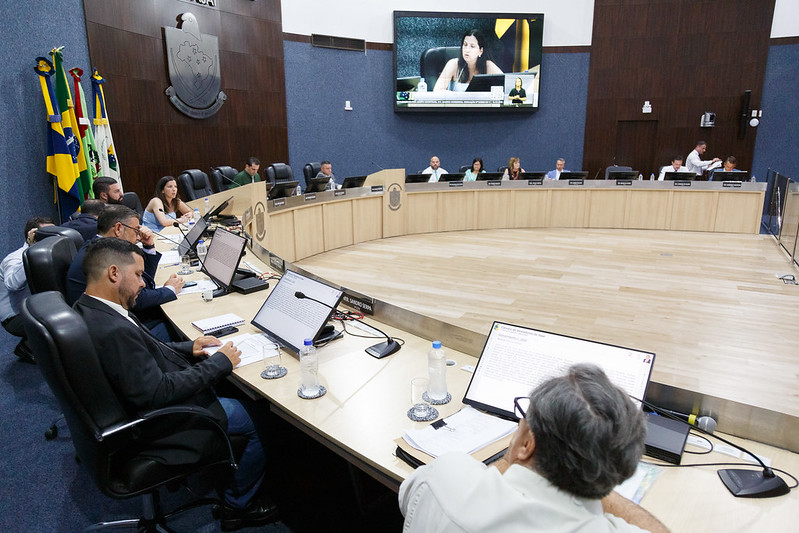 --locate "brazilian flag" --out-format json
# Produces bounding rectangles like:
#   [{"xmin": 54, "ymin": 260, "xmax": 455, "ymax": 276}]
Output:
[
  {"xmin": 51, "ymin": 47, "xmax": 88, "ymax": 203},
  {"xmin": 34, "ymin": 57, "xmax": 81, "ymax": 221}
]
